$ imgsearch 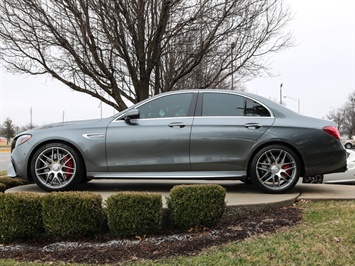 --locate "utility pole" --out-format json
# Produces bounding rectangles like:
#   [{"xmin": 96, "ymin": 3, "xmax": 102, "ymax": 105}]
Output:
[
  {"xmin": 284, "ymin": 96, "xmax": 301, "ymax": 113},
  {"xmin": 98, "ymin": 101, "xmax": 102, "ymax": 119},
  {"xmin": 279, "ymin": 84, "xmax": 283, "ymax": 105},
  {"xmin": 351, "ymin": 98, "xmax": 355, "ymax": 137},
  {"xmin": 30, "ymin": 107, "xmax": 32, "ymax": 126}
]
